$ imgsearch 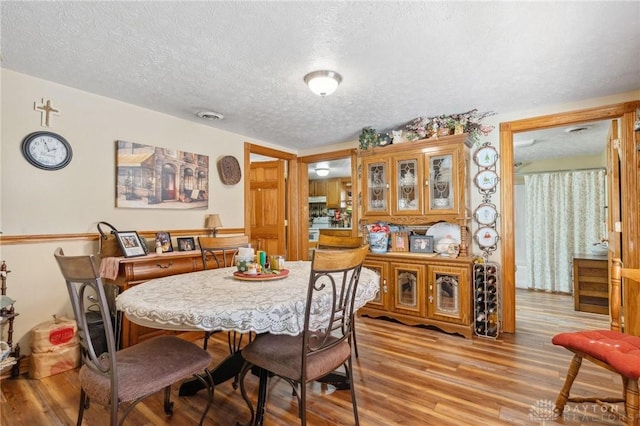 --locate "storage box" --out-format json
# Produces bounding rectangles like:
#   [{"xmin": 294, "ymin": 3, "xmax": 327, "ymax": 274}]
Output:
[
  {"xmin": 30, "ymin": 317, "xmax": 78, "ymax": 353},
  {"xmin": 29, "ymin": 344, "xmax": 80, "ymax": 379}
]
